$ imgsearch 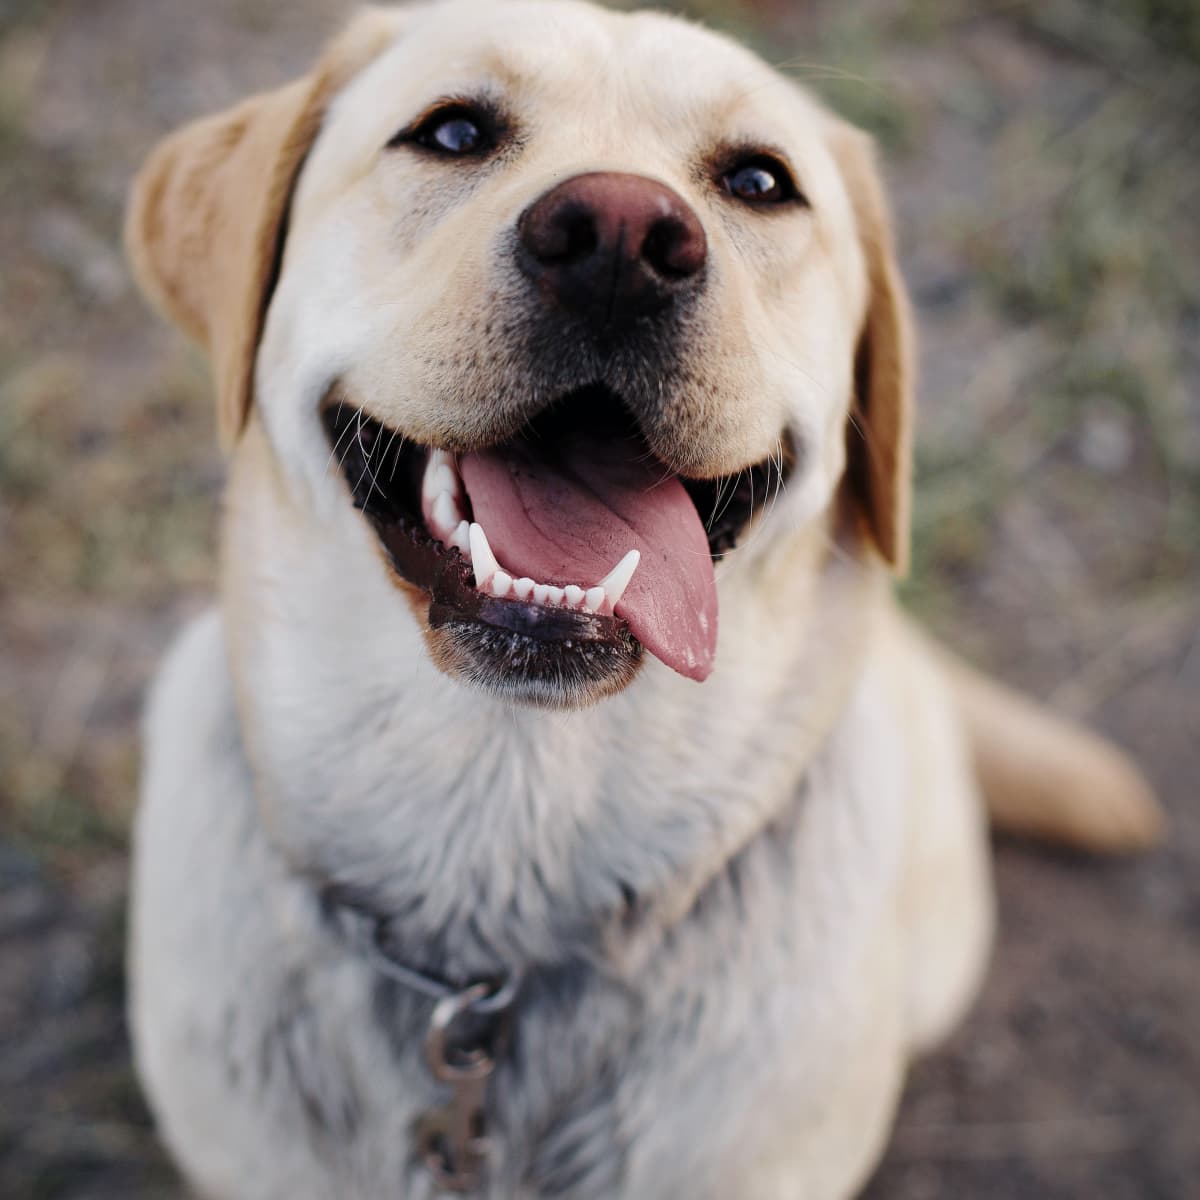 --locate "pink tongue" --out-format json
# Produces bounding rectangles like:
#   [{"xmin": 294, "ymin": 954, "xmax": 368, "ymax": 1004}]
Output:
[{"xmin": 459, "ymin": 434, "xmax": 717, "ymax": 681}]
